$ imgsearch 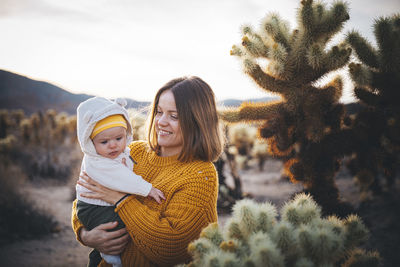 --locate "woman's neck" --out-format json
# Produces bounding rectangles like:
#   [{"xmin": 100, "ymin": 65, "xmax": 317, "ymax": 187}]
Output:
[{"xmin": 160, "ymin": 147, "xmax": 182, "ymax": 157}]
